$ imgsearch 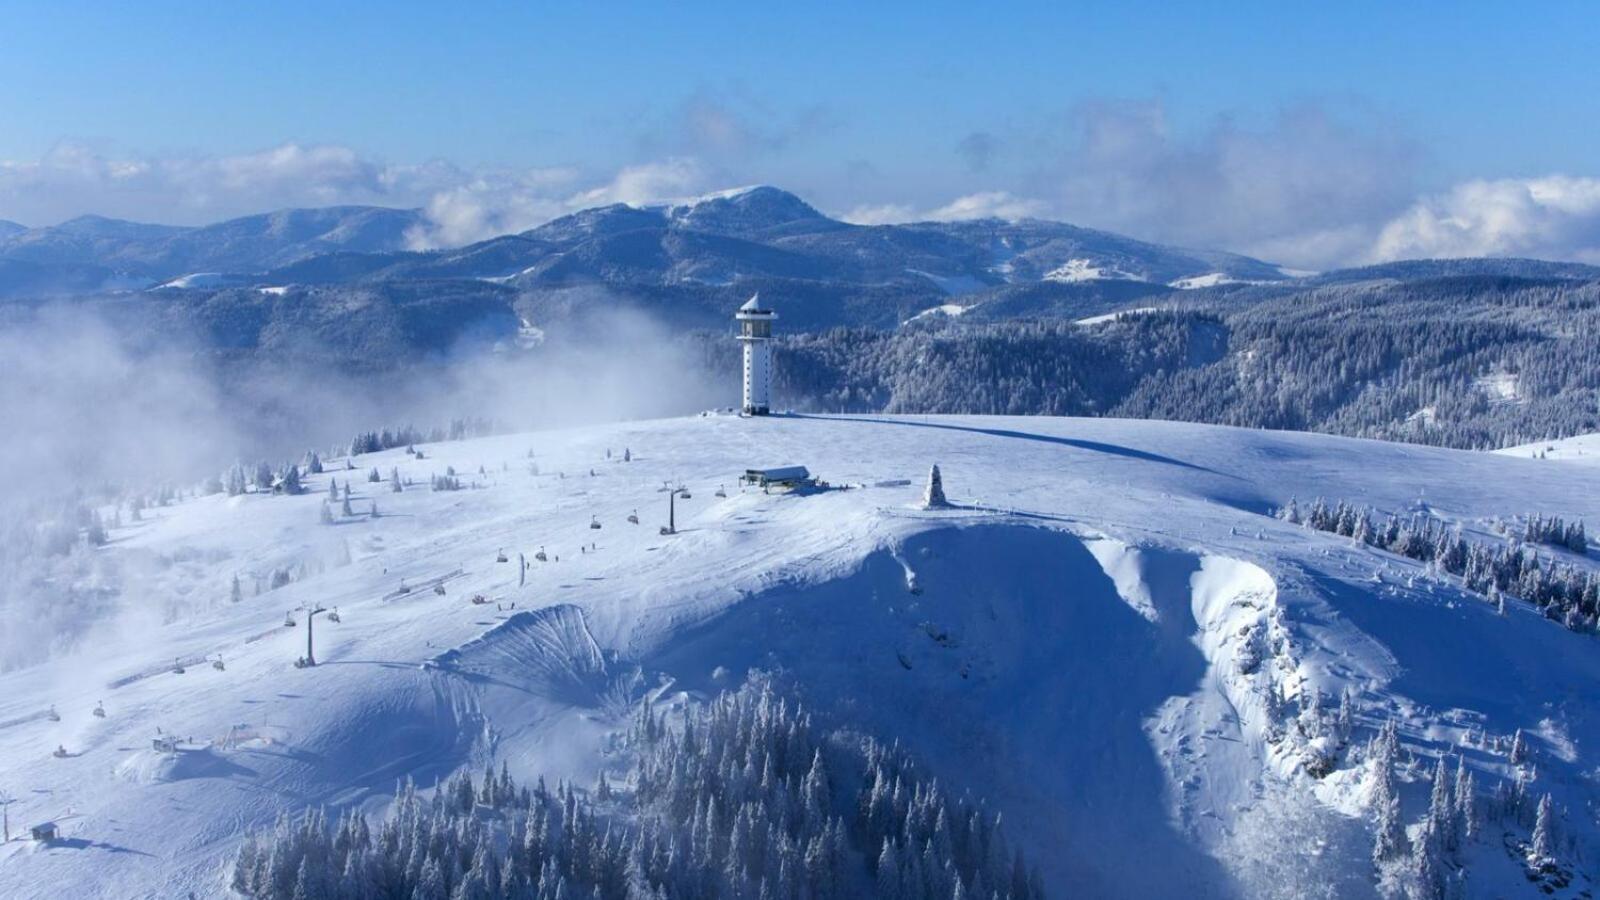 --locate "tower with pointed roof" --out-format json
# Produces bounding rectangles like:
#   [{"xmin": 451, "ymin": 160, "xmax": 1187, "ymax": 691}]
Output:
[{"xmin": 735, "ymin": 293, "xmax": 776, "ymax": 415}]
